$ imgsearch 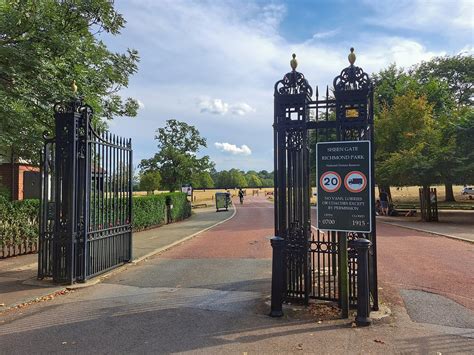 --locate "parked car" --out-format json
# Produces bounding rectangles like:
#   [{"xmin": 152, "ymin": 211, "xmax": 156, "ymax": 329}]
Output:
[{"xmin": 461, "ymin": 186, "xmax": 474, "ymax": 199}]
